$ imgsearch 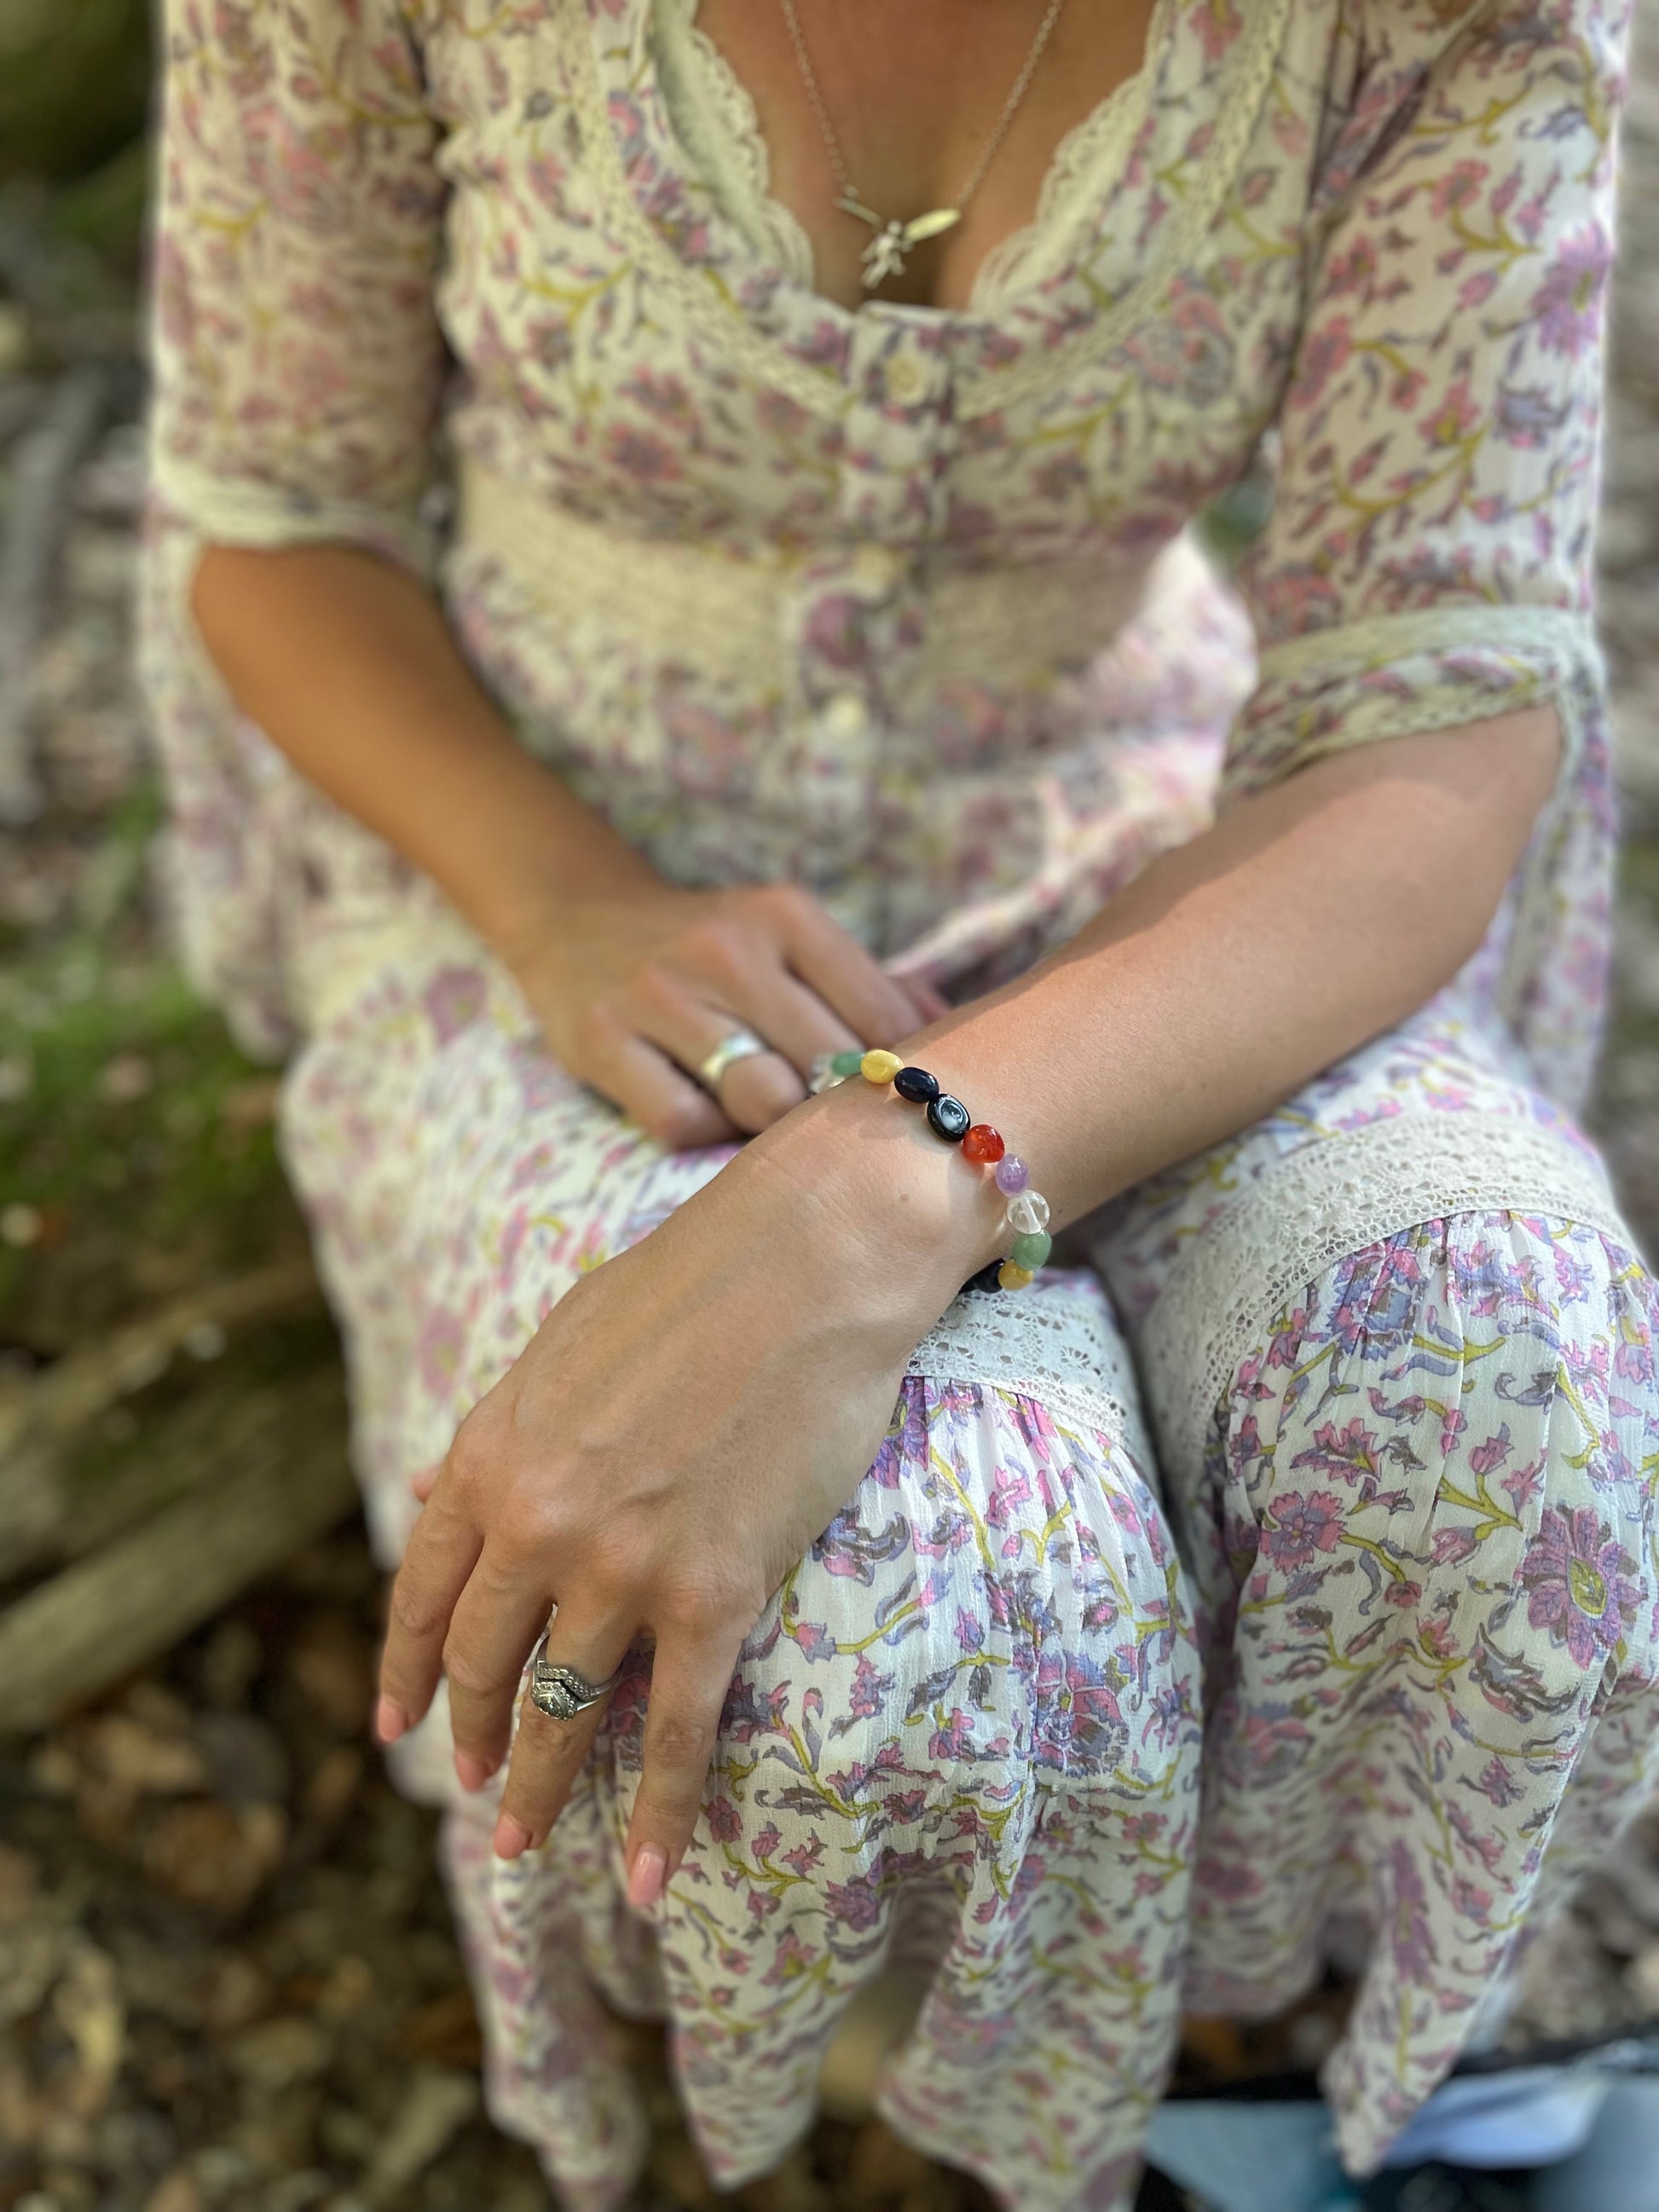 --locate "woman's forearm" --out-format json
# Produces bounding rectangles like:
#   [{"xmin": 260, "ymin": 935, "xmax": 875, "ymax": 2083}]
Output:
[
  {"xmin": 783, "ymin": 707, "xmax": 1563, "ymax": 1293},
  {"xmin": 190, "ymin": 542, "xmax": 657, "ymax": 958}
]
